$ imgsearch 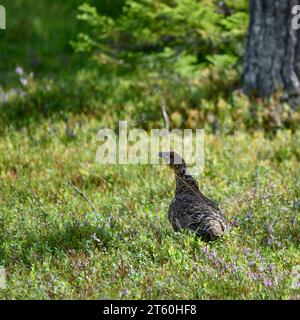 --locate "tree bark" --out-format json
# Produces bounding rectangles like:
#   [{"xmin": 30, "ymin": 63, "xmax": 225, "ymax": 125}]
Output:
[{"xmin": 243, "ymin": 0, "xmax": 300, "ymax": 107}]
